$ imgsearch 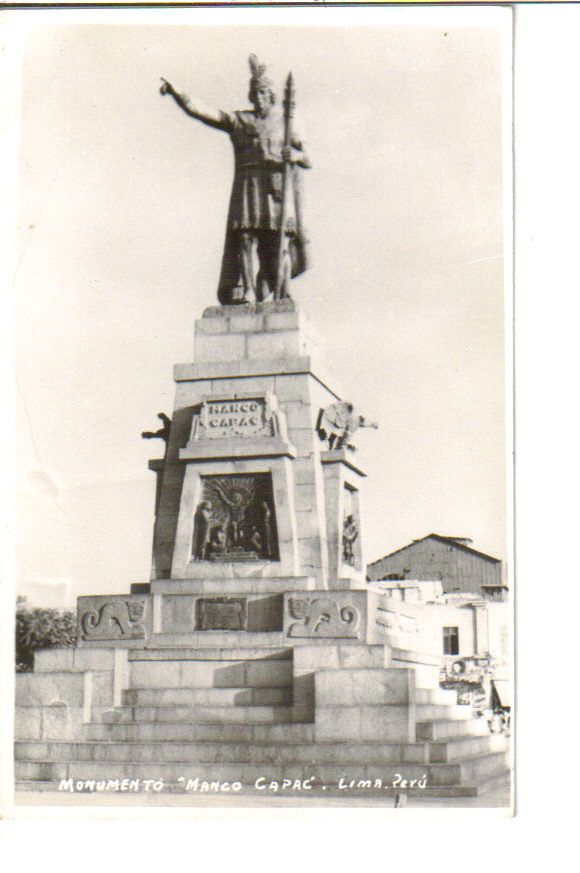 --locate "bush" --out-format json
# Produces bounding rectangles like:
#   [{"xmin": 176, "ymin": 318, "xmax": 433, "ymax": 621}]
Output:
[{"xmin": 16, "ymin": 607, "xmax": 77, "ymax": 672}]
